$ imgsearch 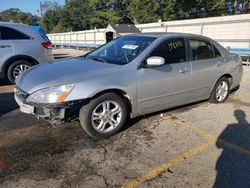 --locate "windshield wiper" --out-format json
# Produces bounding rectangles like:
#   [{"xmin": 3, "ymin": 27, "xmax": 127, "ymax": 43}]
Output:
[{"xmin": 89, "ymin": 56, "xmax": 107, "ymax": 63}]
